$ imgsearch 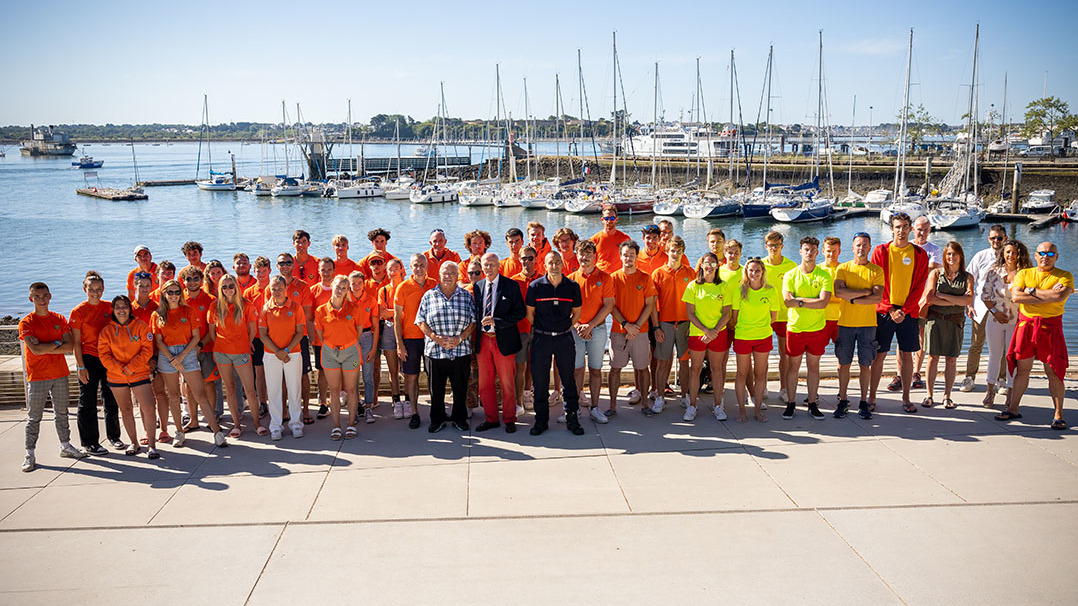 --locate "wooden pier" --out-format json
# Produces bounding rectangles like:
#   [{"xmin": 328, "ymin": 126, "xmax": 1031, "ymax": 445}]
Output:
[
  {"xmin": 75, "ymin": 187, "xmax": 148, "ymax": 201},
  {"xmin": 137, "ymin": 179, "xmax": 196, "ymax": 187}
]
